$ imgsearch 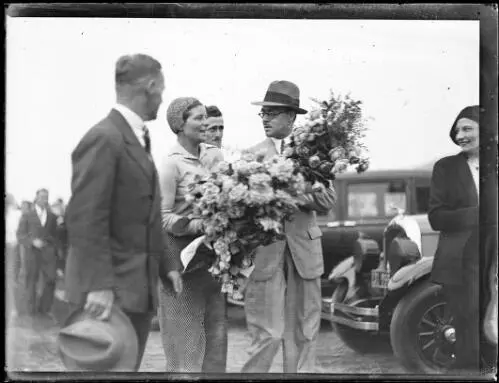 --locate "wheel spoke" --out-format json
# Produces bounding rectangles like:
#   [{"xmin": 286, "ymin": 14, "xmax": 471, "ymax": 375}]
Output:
[
  {"xmin": 422, "ymin": 338, "xmax": 436, "ymax": 351},
  {"xmin": 421, "ymin": 317, "xmax": 438, "ymax": 328},
  {"xmin": 418, "ymin": 331, "xmax": 435, "ymax": 337}
]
